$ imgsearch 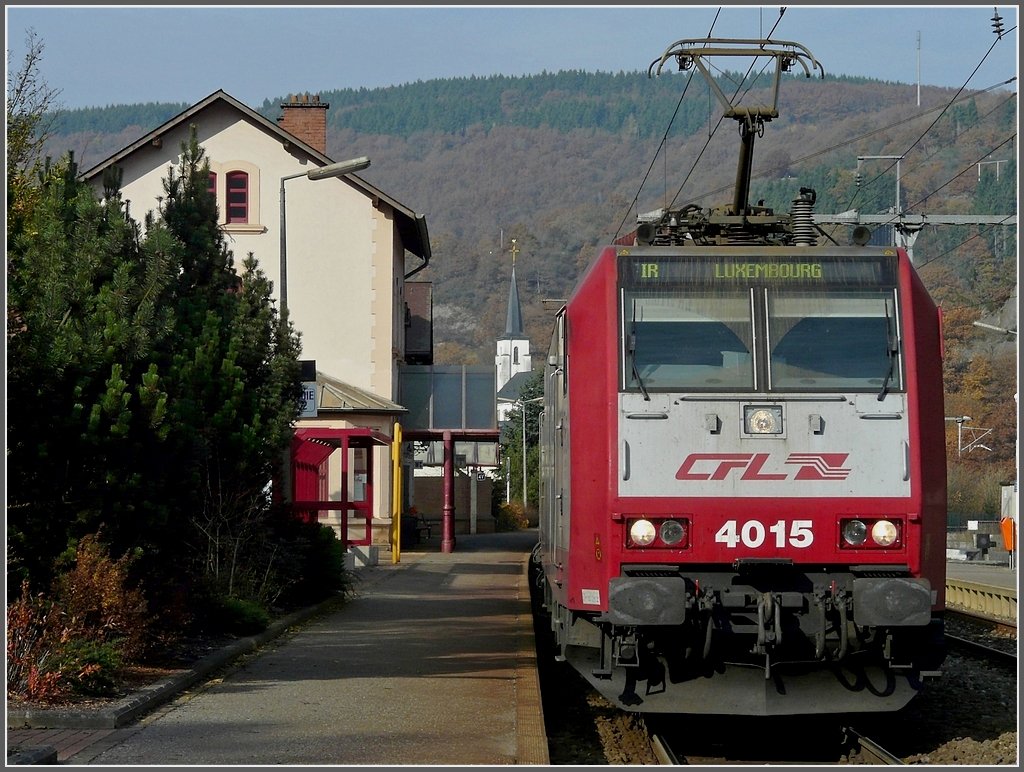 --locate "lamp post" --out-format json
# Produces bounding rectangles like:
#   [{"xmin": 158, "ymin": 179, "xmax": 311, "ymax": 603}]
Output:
[
  {"xmin": 279, "ymin": 156, "xmax": 370, "ymax": 312},
  {"xmin": 519, "ymin": 396, "xmax": 544, "ymax": 506},
  {"xmin": 498, "ymin": 394, "xmax": 543, "ymax": 506}
]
